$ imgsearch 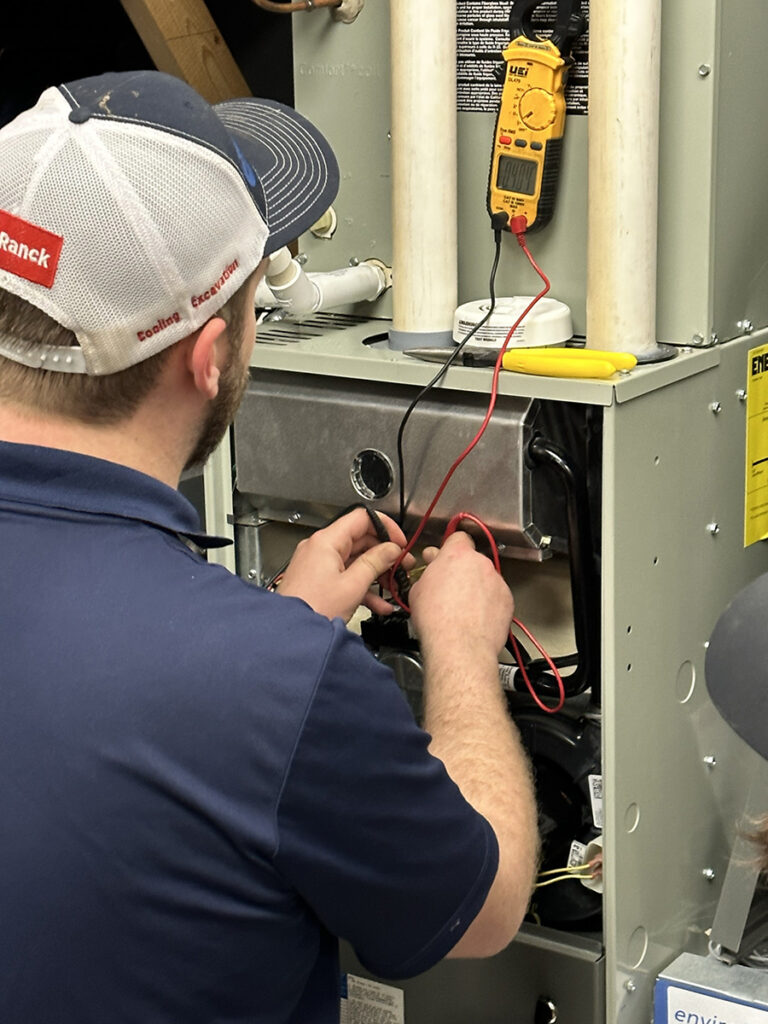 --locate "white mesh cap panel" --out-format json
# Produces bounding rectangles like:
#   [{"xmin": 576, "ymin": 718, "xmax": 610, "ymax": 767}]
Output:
[{"xmin": 0, "ymin": 88, "xmax": 268, "ymax": 374}]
